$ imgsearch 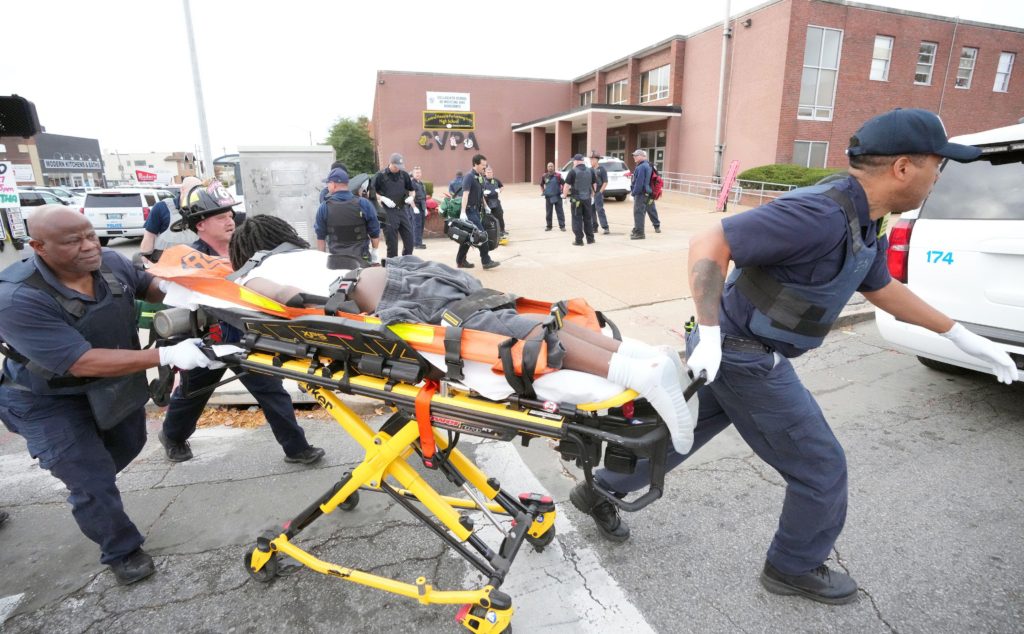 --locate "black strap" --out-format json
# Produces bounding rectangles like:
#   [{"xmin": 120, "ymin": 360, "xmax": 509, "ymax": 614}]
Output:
[
  {"xmin": 440, "ymin": 288, "xmax": 515, "ymax": 327},
  {"xmin": 820, "ymin": 187, "xmax": 864, "ymax": 255},
  {"xmin": 324, "ymin": 270, "xmax": 362, "ymax": 315},
  {"xmin": 227, "ymin": 242, "xmax": 302, "ymax": 282},
  {"xmin": 443, "ymin": 326, "xmax": 464, "ymax": 381},
  {"xmin": 496, "ymin": 315, "xmax": 559, "ymax": 399},
  {"xmin": 735, "ymin": 268, "xmax": 830, "ymax": 337}
]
